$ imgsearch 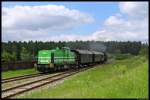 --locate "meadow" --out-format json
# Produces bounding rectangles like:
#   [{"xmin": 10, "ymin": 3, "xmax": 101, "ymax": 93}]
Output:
[{"xmin": 16, "ymin": 55, "xmax": 148, "ymax": 98}]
